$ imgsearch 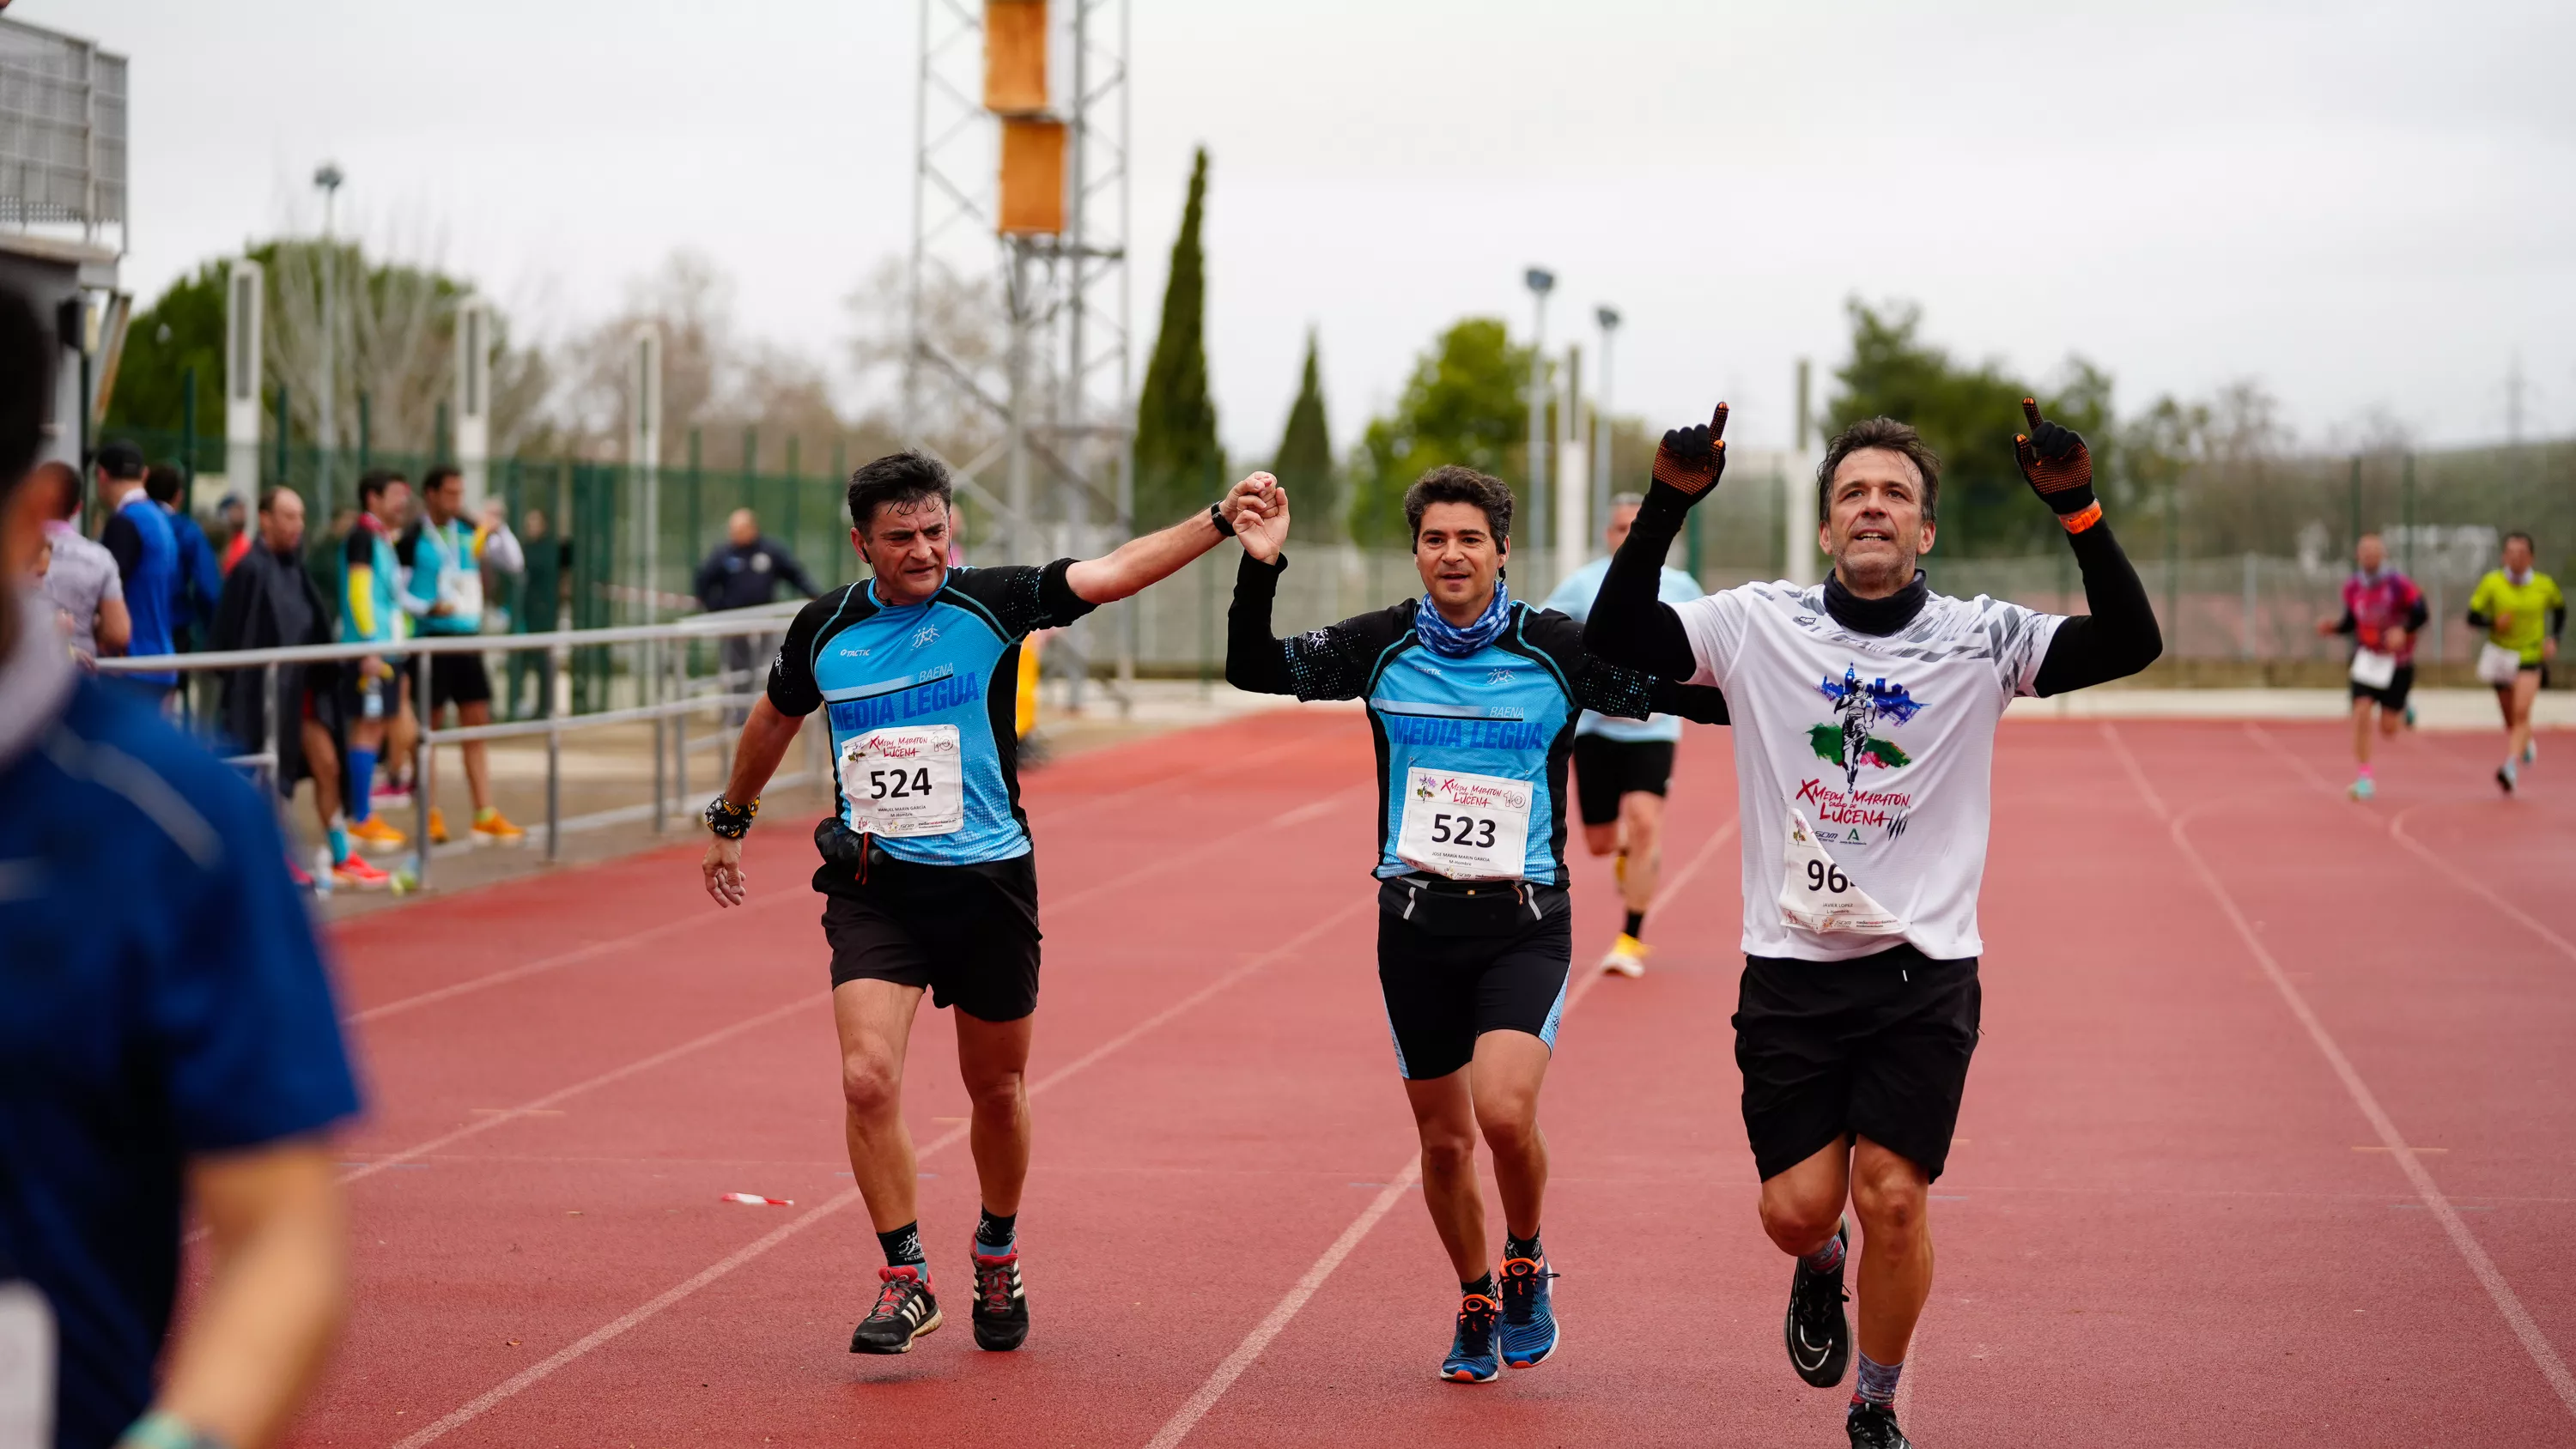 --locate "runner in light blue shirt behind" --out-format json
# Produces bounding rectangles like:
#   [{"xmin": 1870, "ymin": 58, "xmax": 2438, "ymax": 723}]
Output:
[{"xmin": 1540, "ymin": 490, "xmax": 1707, "ymax": 979}]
